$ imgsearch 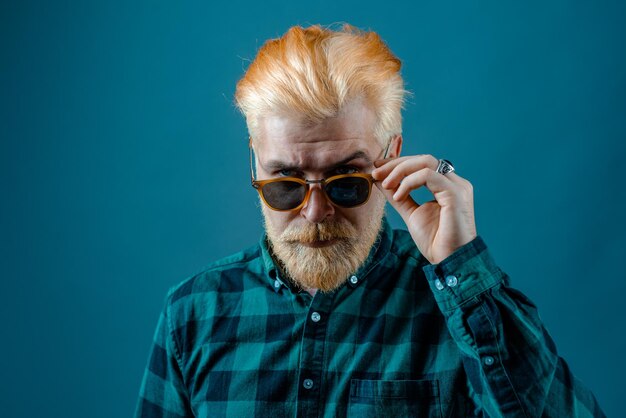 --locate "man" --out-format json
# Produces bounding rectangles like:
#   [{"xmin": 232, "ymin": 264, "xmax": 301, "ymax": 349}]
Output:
[{"xmin": 135, "ymin": 24, "xmax": 604, "ymax": 417}]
